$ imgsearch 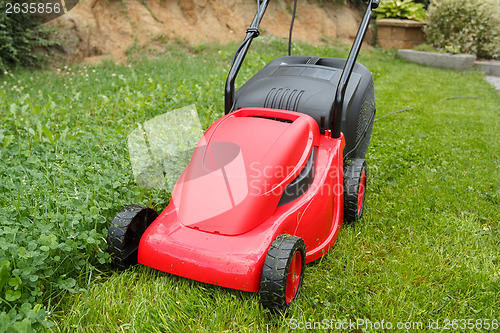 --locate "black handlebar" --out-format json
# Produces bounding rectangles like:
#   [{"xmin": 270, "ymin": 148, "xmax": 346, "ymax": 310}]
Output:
[
  {"xmin": 331, "ymin": 0, "xmax": 378, "ymax": 138},
  {"xmin": 225, "ymin": 0, "xmax": 269, "ymax": 114}
]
